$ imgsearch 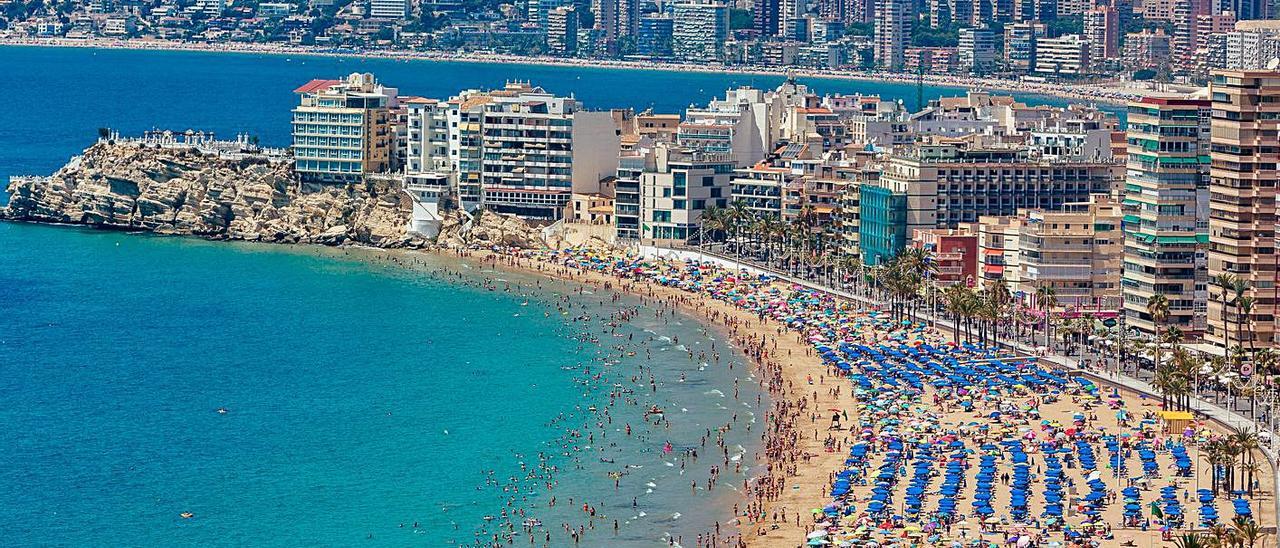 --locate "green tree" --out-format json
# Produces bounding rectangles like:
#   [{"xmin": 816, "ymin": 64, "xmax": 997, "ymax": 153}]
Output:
[{"xmin": 729, "ymin": 8, "xmax": 753, "ymax": 30}]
